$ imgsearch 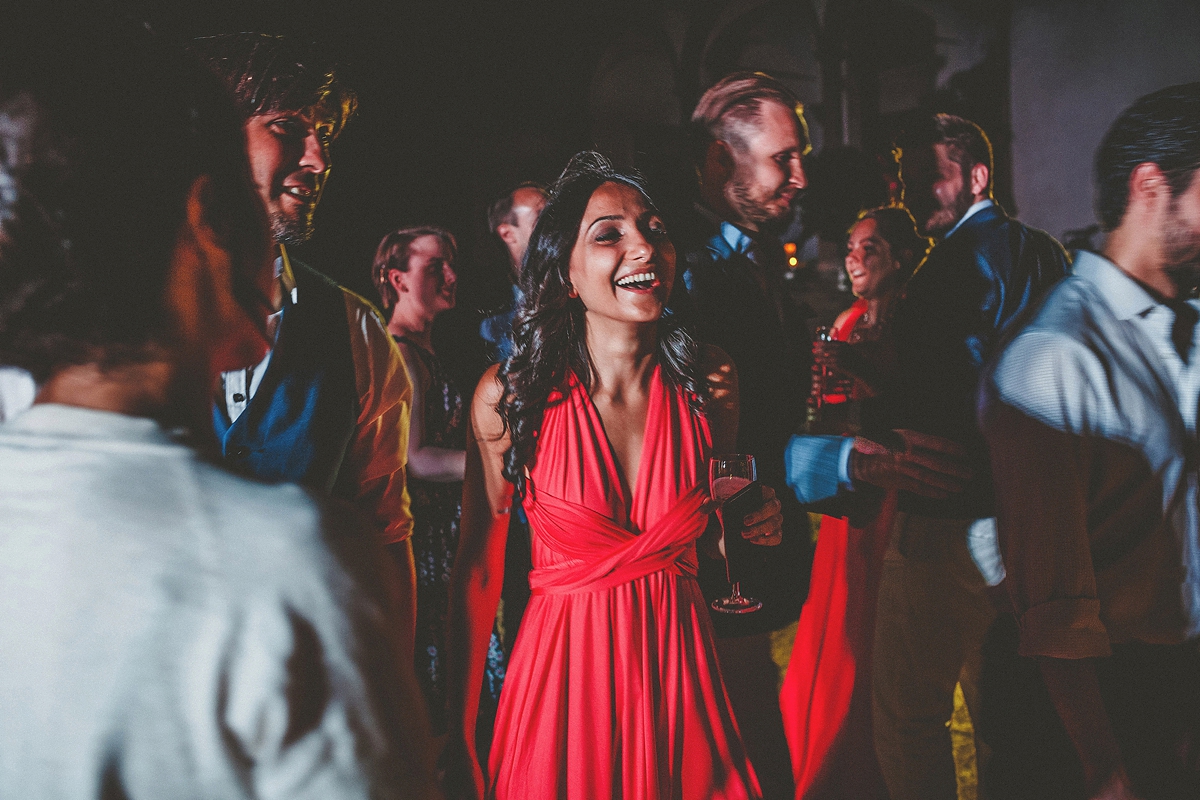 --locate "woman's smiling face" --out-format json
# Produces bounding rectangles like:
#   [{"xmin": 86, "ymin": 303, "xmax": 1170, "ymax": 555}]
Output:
[
  {"xmin": 845, "ymin": 217, "xmax": 902, "ymax": 300},
  {"xmin": 568, "ymin": 181, "xmax": 675, "ymax": 325}
]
